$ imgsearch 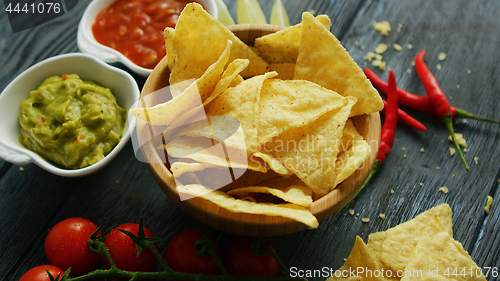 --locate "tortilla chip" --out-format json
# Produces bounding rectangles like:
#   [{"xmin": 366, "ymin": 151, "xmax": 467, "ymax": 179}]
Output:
[
  {"xmin": 177, "ymin": 184, "xmax": 319, "ymax": 228},
  {"xmin": 170, "ymin": 2, "xmax": 268, "ymax": 88},
  {"xmin": 252, "ymin": 151, "xmax": 292, "ymax": 176},
  {"xmin": 380, "ymin": 204, "xmax": 453, "ymax": 272},
  {"xmin": 164, "ymin": 27, "xmax": 176, "ymax": 70},
  {"xmin": 365, "ymin": 231, "xmax": 399, "ymax": 280},
  {"xmin": 163, "ymin": 59, "xmax": 250, "ymax": 140},
  {"xmin": 130, "ymin": 41, "xmax": 232, "ymax": 125},
  {"xmin": 333, "ymin": 120, "xmax": 372, "ymax": 187},
  {"xmin": 230, "ymin": 75, "xmax": 245, "ymax": 87},
  {"xmin": 294, "ymin": 12, "xmax": 383, "ymax": 116},
  {"xmin": 257, "ymin": 79, "xmax": 347, "ymax": 147},
  {"xmin": 163, "ymin": 136, "xmax": 266, "ymax": 173},
  {"xmin": 401, "ymin": 231, "xmax": 486, "ymax": 280},
  {"xmin": 269, "ymin": 63, "xmax": 295, "ymax": 80},
  {"xmin": 227, "ymin": 177, "xmax": 313, "ymax": 207},
  {"xmin": 328, "ymin": 236, "xmax": 388, "ymax": 281},
  {"xmin": 171, "ymin": 161, "xmax": 222, "ymax": 177},
  {"xmin": 264, "ymin": 97, "xmax": 356, "ymax": 197},
  {"xmin": 206, "ymin": 72, "xmax": 278, "ymax": 154},
  {"xmin": 255, "ymin": 14, "xmax": 331, "ymax": 63}
]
